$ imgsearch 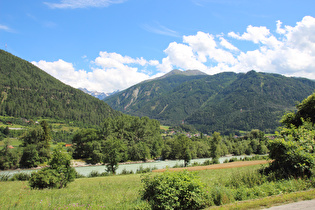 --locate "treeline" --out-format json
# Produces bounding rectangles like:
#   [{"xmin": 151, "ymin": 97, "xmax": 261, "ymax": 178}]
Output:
[
  {"xmin": 0, "ymin": 115, "xmax": 269, "ymax": 171},
  {"xmin": 162, "ymin": 129, "xmax": 268, "ymax": 164},
  {"xmin": 70, "ymin": 114, "xmax": 269, "ymax": 169},
  {"xmin": 72, "ymin": 115, "xmax": 162, "ymax": 165}
]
